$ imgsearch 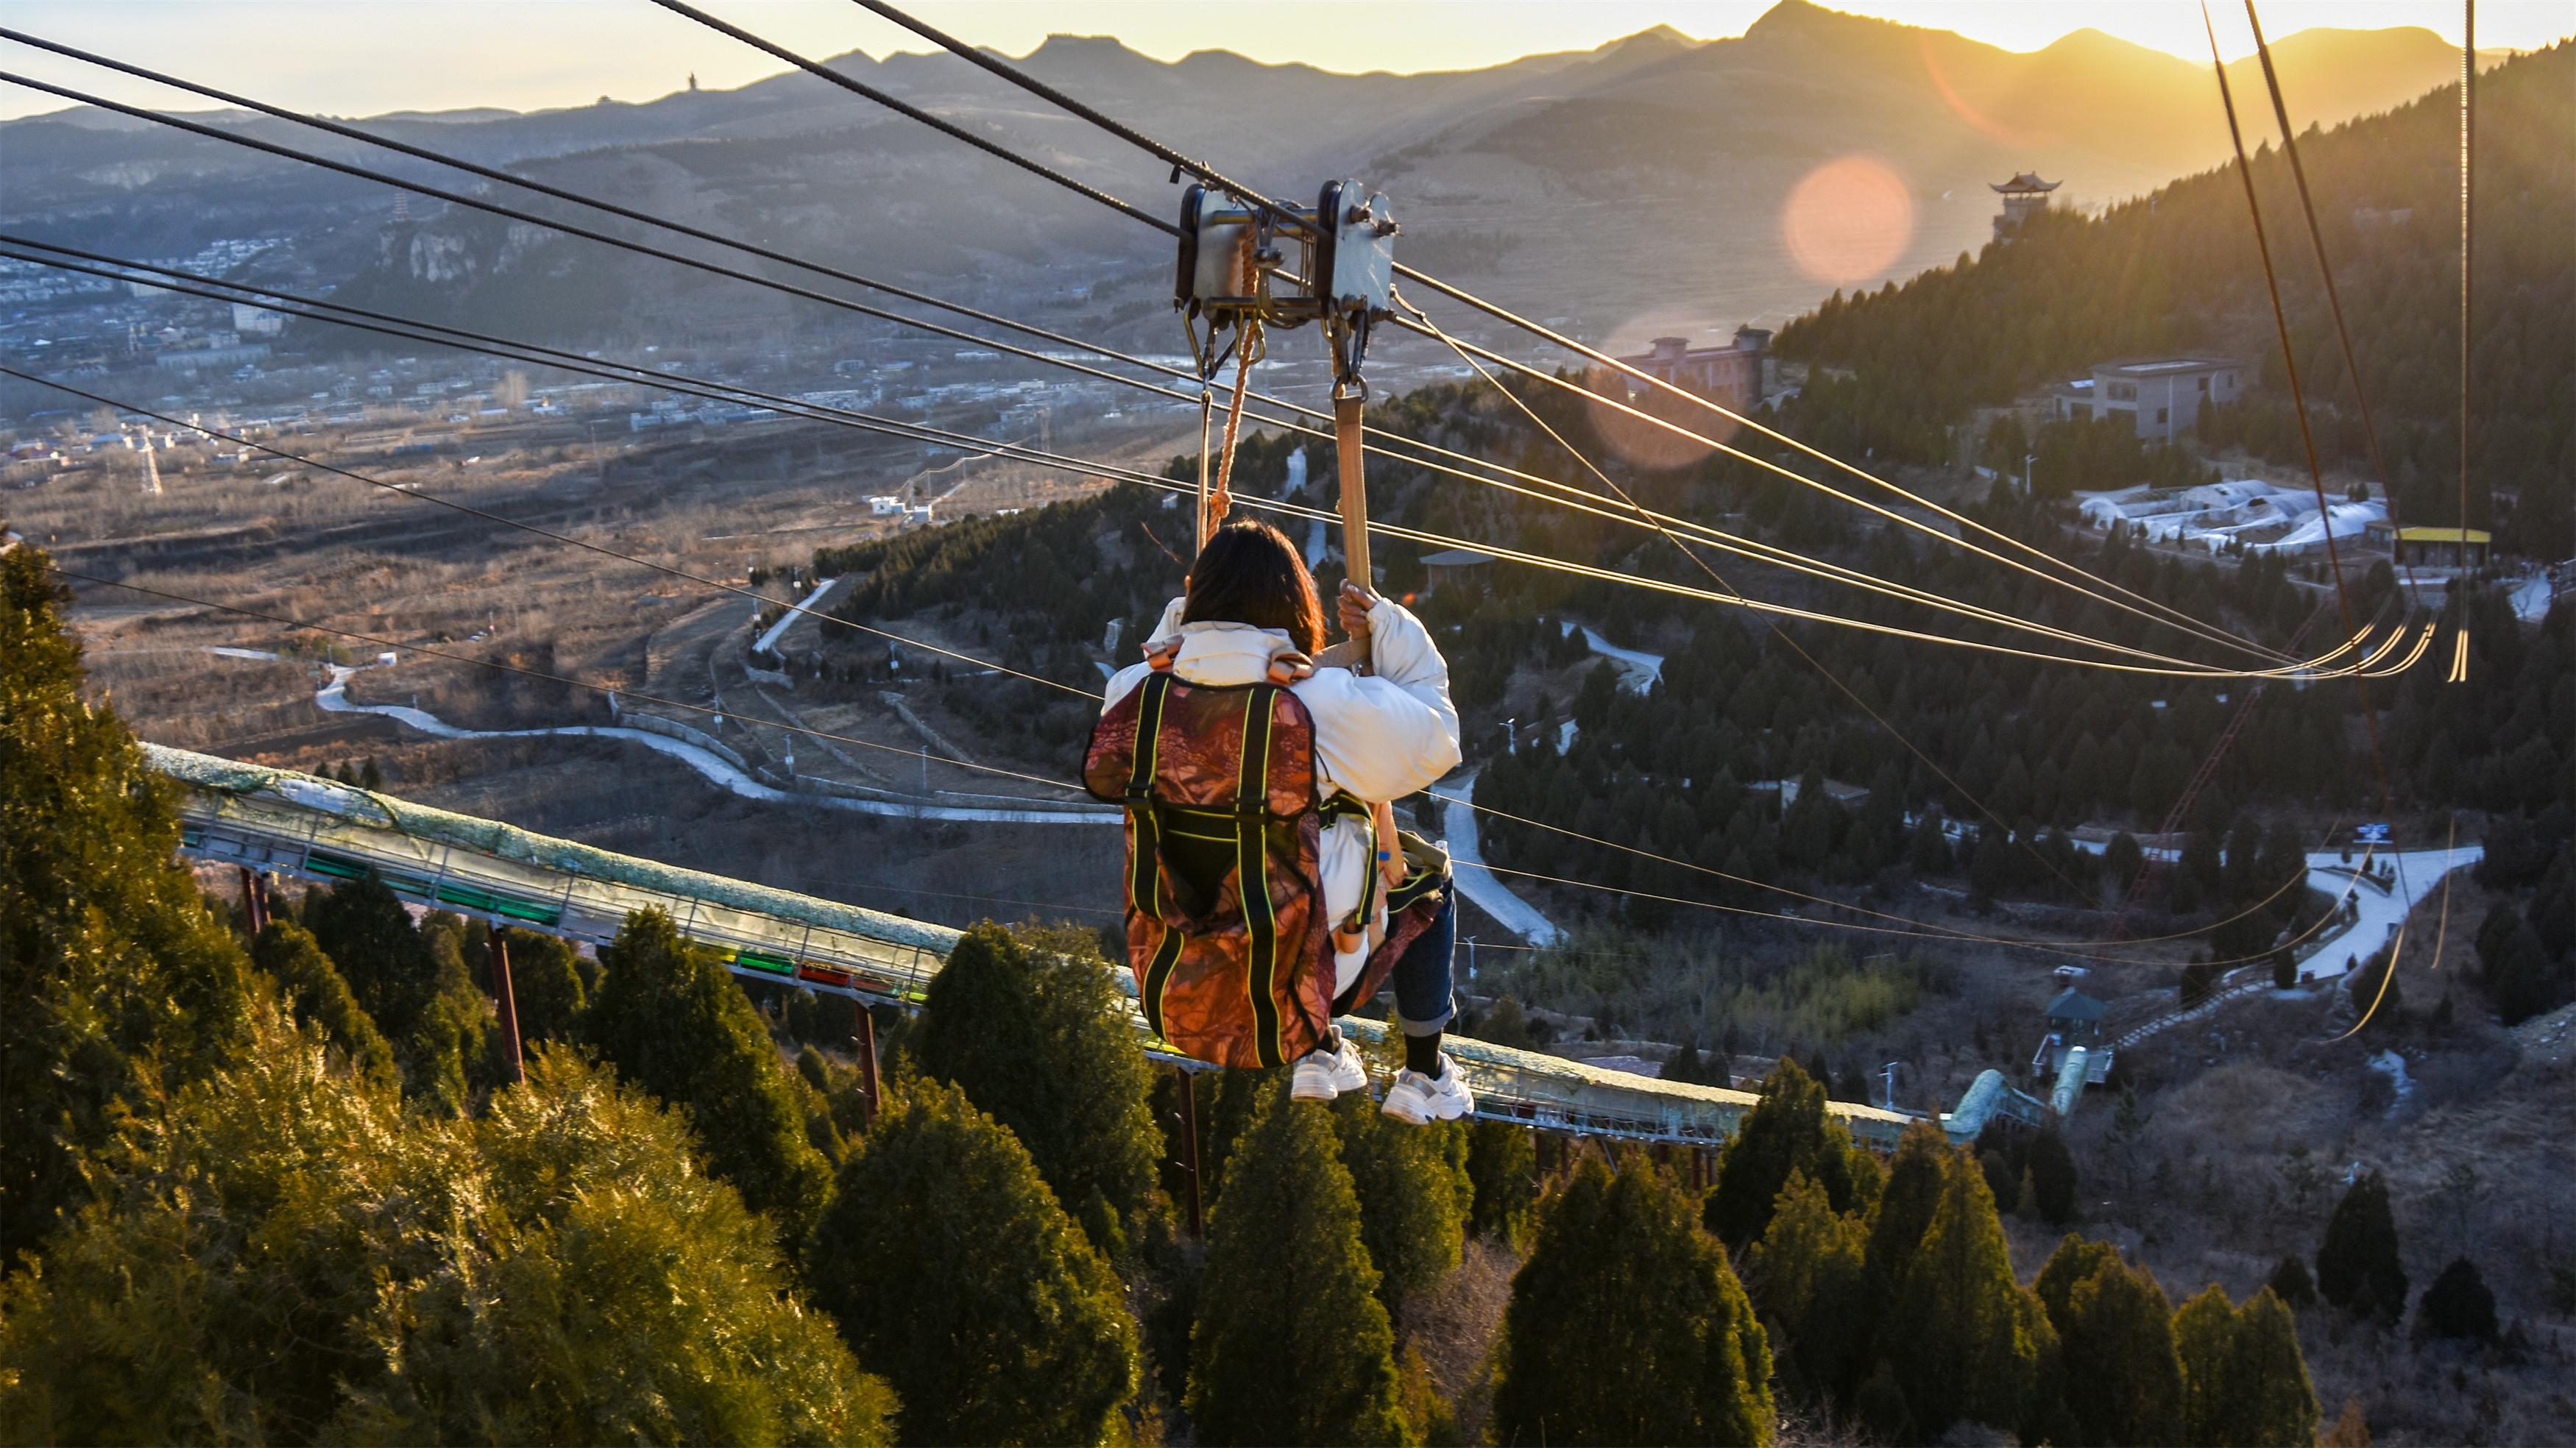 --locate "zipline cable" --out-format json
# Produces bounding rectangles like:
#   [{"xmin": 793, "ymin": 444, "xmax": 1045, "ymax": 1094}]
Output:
[
  {"xmin": 1398, "ymin": 287, "xmax": 2102, "ymax": 902},
  {"xmin": 0, "ymin": 60, "xmax": 2229, "ymax": 665},
  {"xmin": 660, "ymin": 0, "xmax": 2288, "ymax": 667},
  {"xmin": 18, "ymin": 351, "xmax": 2362, "ymax": 963},
  {"xmin": 1382, "ymin": 308, "xmax": 2293, "ymax": 667},
  {"xmin": 0, "ymin": 29, "xmax": 1223, "ymax": 399},
  {"xmin": 633, "ymin": 1, "xmax": 1178, "ymax": 235},
  {"xmin": 2458, "ymin": 1, "xmax": 2477, "ymax": 557},
  {"xmin": 2237, "ymin": 3, "xmax": 2436, "ymax": 610},
  {"xmin": 2207, "ymin": 1, "xmax": 2414, "ymax": 1032},
  {"xmin": 7, "ymin": 241, "xmax": 2409, "ymax": 684},
  {"xmin": 0, "ymin": 71, "xmax": 1222, "ymax": 412}
]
